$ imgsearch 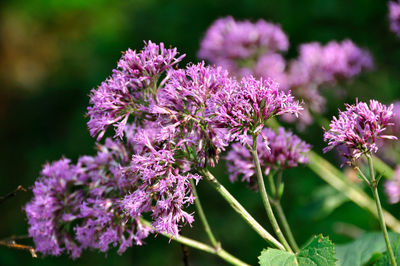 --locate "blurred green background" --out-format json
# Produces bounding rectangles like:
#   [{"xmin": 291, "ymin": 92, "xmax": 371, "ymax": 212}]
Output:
[{"xmin": 0, "ymin": 0, "xmax": 399, "ymax": 265}]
